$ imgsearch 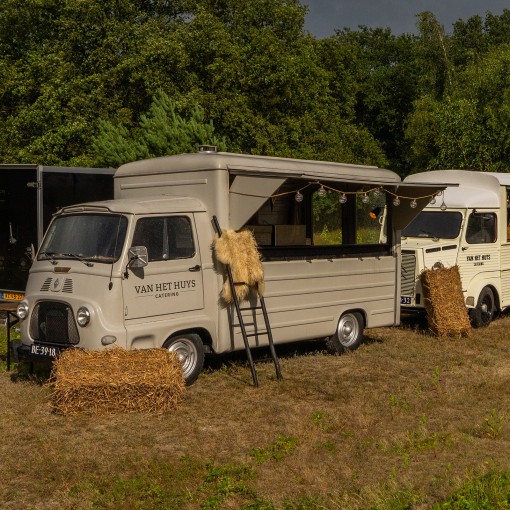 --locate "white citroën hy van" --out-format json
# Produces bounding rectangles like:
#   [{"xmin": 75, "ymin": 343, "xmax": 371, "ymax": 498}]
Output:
[
  {"xmin": 401, "ymin": 169, "xmax": 510, "ymax": 327},
  {"xmin": 16, "ymin": 148, "xmax": 444, "ymax": 383}
]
